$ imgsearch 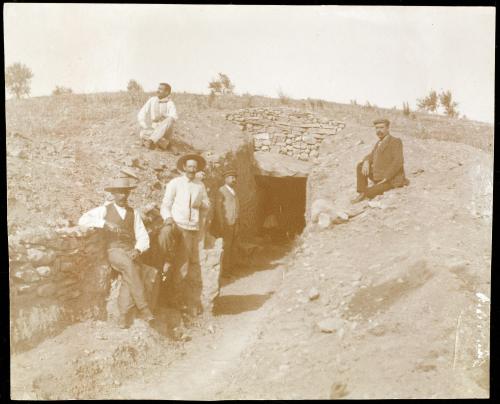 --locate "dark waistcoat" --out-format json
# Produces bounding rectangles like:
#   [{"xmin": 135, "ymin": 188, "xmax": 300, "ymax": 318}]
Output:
[{"xmin": 104, "ymin": 204, "xmax": 135, "ymax": 250}]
